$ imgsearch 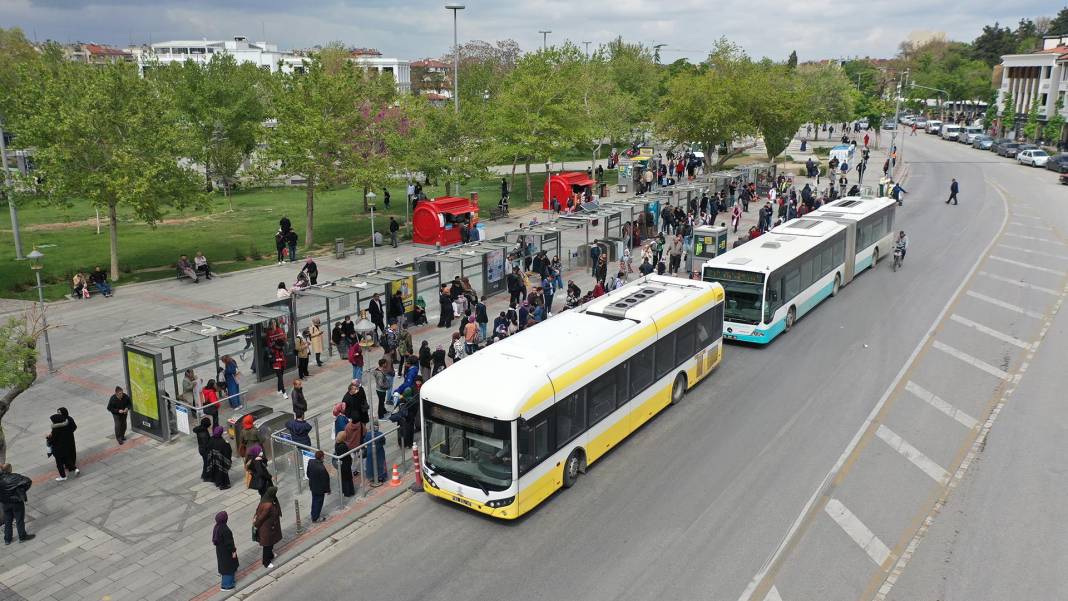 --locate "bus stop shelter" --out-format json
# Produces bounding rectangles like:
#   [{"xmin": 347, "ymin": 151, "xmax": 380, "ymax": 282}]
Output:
[
  {"xmin": 560, "ymin": 206, "xmax": 627, "ymax": 264},
  {"xmin": 504, "ymin": 221, "xmax": 582, "ymax": 270},
  {"xmin": 414, "ymin": 240, "xmax": 514, "ymax": 300},
  {"xmin": 120, "ymin": 304, "xmax": 295, "ymax": 441}
]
